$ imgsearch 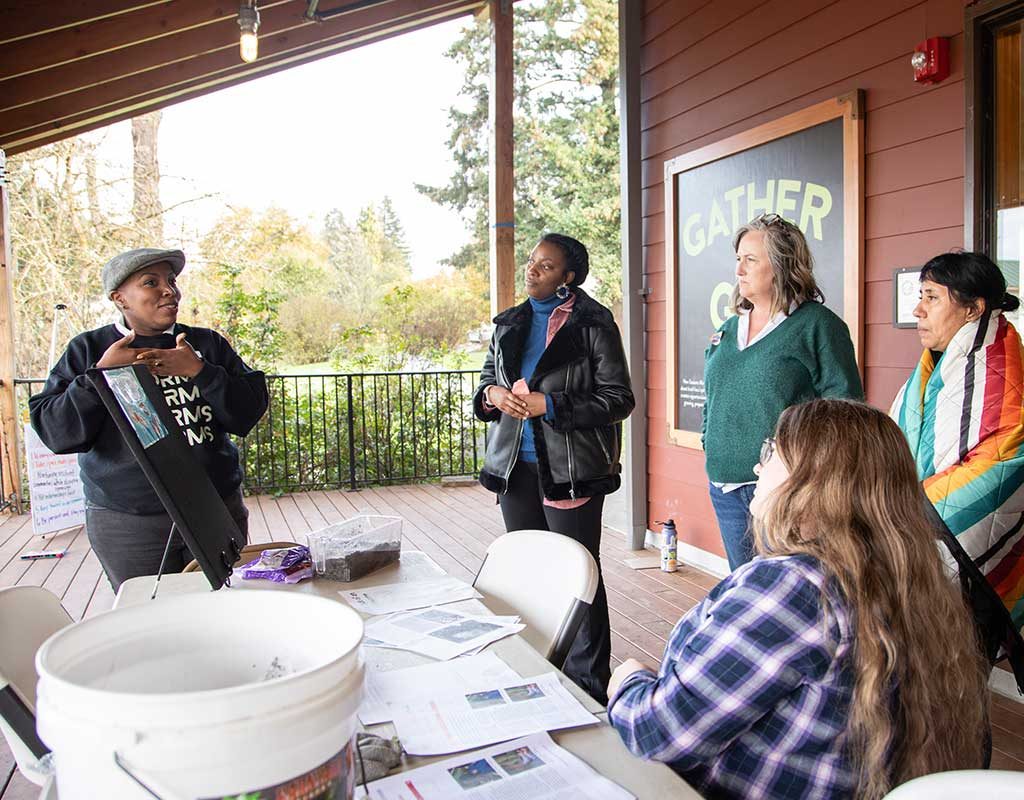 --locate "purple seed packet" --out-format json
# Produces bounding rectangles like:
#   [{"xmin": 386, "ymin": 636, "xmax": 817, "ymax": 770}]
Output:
[{"xmin": 240, "ymin": 545, "xmax": 313, "ymax": 584}]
